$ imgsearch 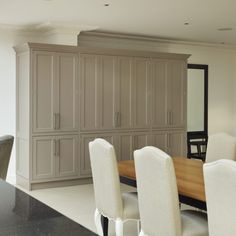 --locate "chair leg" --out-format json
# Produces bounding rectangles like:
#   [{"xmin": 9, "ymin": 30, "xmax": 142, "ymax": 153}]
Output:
[
  {"xmin": 94, "ymin": 208, "xmax": 104, "ymax": 236},
  {"xmin": 115, "ymin": 219, "xmax": 123, "ymax": 236},
  {"xmin": 139, "ymin": 230, "xmax": 145, "ymax": 236},
  {"xmin": 137, "ymin": 220, "xmax": 141, "ymax": 234}
]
